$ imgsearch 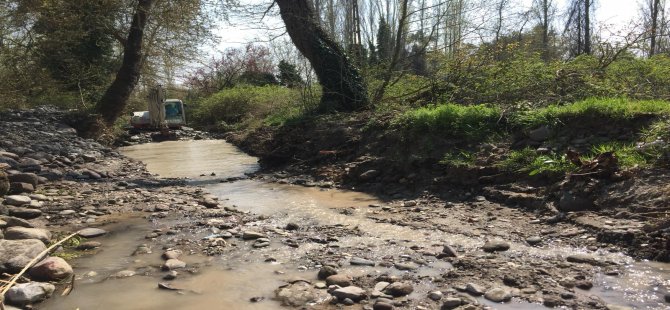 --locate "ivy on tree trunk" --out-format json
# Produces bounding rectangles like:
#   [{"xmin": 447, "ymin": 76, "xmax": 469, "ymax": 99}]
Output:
[
  {"xmin": 96, "ymin": 0, "xmax": 152, "ymax": 126},
  {"xmin": 275, "ymin": 0, "xmax": 368, "ymax": 112}
]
